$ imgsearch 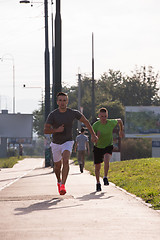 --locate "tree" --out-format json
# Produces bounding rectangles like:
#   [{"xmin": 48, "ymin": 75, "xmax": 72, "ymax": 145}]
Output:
[
  {"xmin": 99, "ymin": 66, "xmax": 160, "ymax": 106},
  {"xmin": 33, "ymin": 66, "xmax": 160, "ymax": 137},
  {"xmin": 96, "ymin": 100, "xmax": 124, "ymax": 121},
  {"xmin": 65, "ymin": 76, "xmax": 93, "ymax": 120},
  {"xmin": 98, "ymin": 69, "xmax": 125, "ymax": 103},
  {"xmin": 33, "ymin": 108, "xmax": 44, "ymax": 136}
]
